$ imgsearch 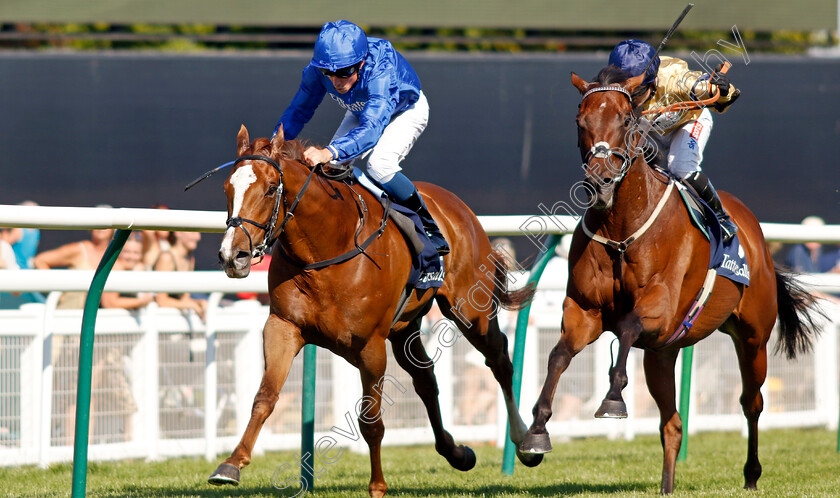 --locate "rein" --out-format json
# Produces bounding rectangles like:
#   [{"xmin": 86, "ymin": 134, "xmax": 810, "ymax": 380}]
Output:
[
  {"xmin": 224, "ymin": 154, "xmax": 293, "ymax": 260},
  {"xmin": 578, "ymin": 85, "xmax": 671, "ymax": 277},
  {"xmin": 226, "ymin": 154, "xmax": 389, "ymax": 270}
]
